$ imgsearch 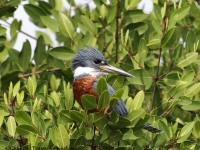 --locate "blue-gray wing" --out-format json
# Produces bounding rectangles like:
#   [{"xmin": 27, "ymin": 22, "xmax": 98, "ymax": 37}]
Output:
[{"xmin": 93, "ymin": 80, "xmax": 129, "ymax": 117}]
